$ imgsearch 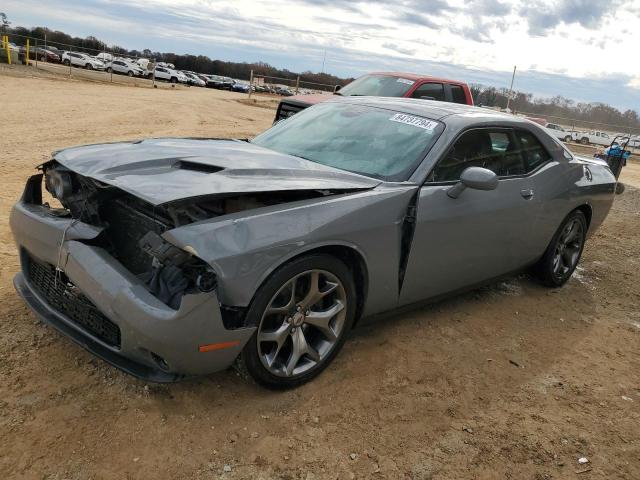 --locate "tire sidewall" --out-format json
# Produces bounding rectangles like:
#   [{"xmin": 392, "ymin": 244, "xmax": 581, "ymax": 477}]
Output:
[{"xmin": 241, "ymin": 254, "xmax": 357, "ymax": 389}]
